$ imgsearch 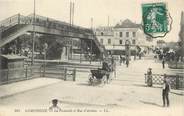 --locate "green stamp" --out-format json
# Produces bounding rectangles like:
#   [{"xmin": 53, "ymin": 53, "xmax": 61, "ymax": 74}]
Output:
[{"xmin": 142, "ymin": 2, "xmax": 171, "ymax": 38}]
